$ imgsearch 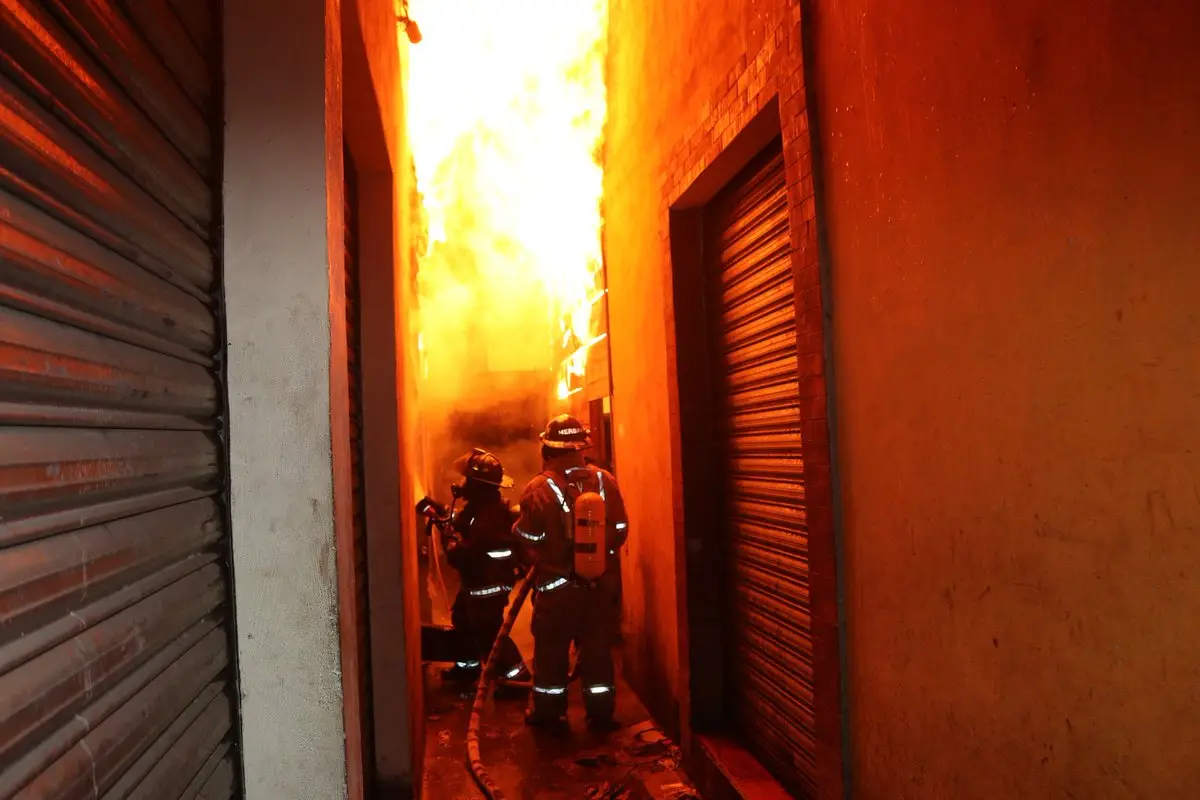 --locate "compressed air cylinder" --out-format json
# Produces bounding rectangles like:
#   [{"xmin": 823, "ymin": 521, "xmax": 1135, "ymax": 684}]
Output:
[{"xmin": 572, "ymin": 491, "xmax": 607, "ymax": 580}]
